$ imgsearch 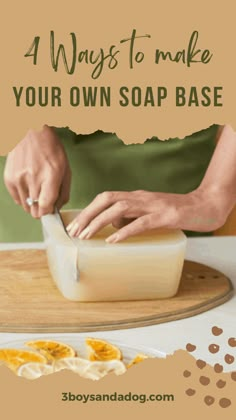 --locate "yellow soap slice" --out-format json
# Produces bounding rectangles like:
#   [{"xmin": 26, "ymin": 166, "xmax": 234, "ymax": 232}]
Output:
[
  {"xmin": 127, "ymin": 353, "xmax": 149, "ymax": 368},
  {"xmin": 86, "ymin": 338, "xmax": 122, "ymax": 361},
  {"xmin": 0, "ymin": 349, "xmax": 47, "ymax": 372},
  {"xmin": 25, "ymin": 340, "xmax": 76, "ymax": 361}
]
